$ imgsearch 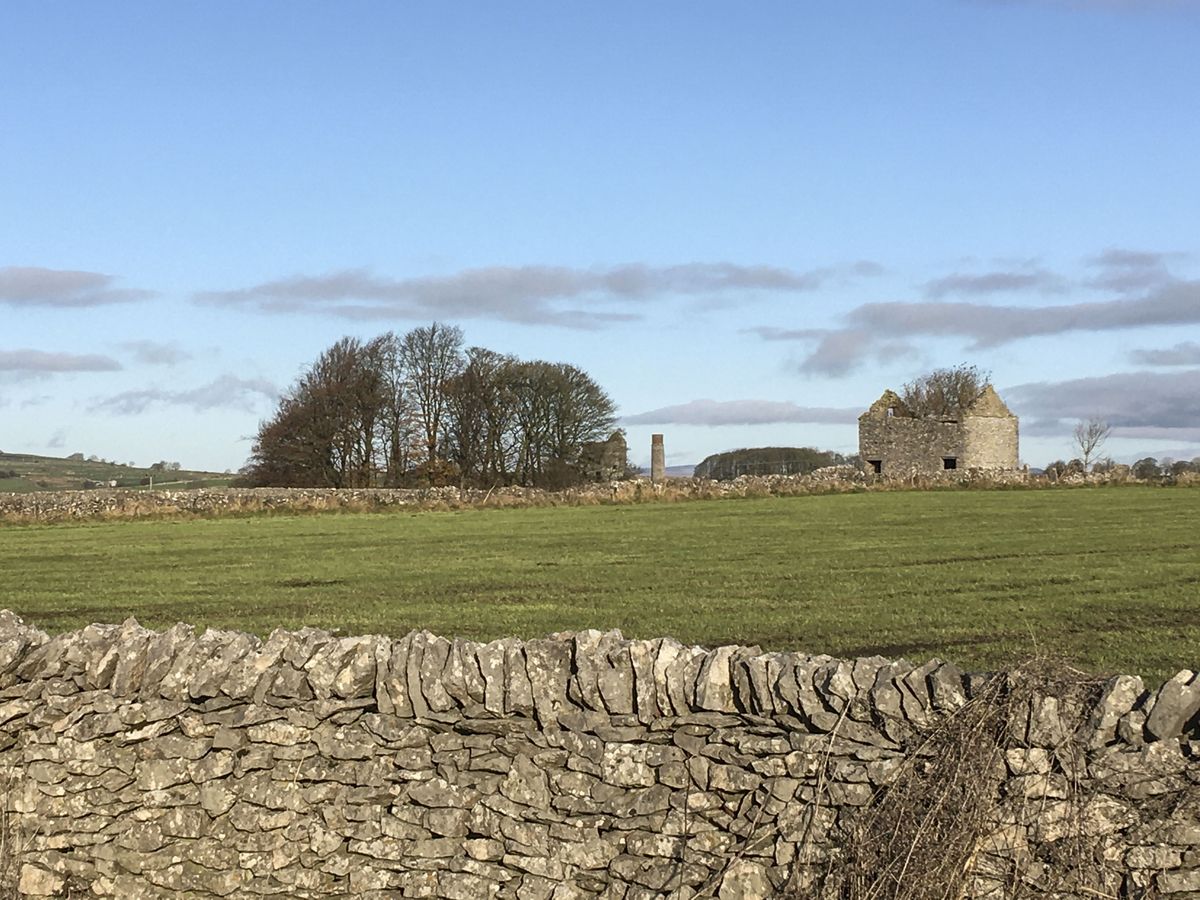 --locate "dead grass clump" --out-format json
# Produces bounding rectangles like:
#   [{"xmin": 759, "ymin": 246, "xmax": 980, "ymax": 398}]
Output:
[{"xmin": 822, "ymin": 660, "xmax": 1113, "ymax": 900}]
